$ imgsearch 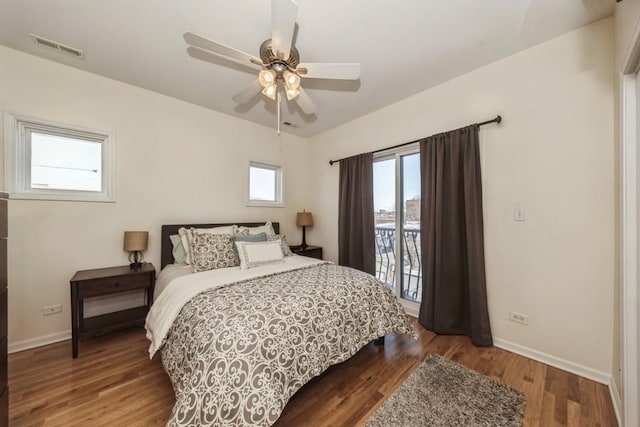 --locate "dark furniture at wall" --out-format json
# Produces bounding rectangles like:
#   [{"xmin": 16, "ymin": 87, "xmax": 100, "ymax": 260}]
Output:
[
  {"xmin": 70, "ymin": 264, "xmax": 155, "ymax": 358},
  {"xmin": 0, "ymin": 192, "xmax": 7, "ymax": 427},
  {"xmin": 289, "ymin": 245, "xmax": 323, "ymax": 260}
]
